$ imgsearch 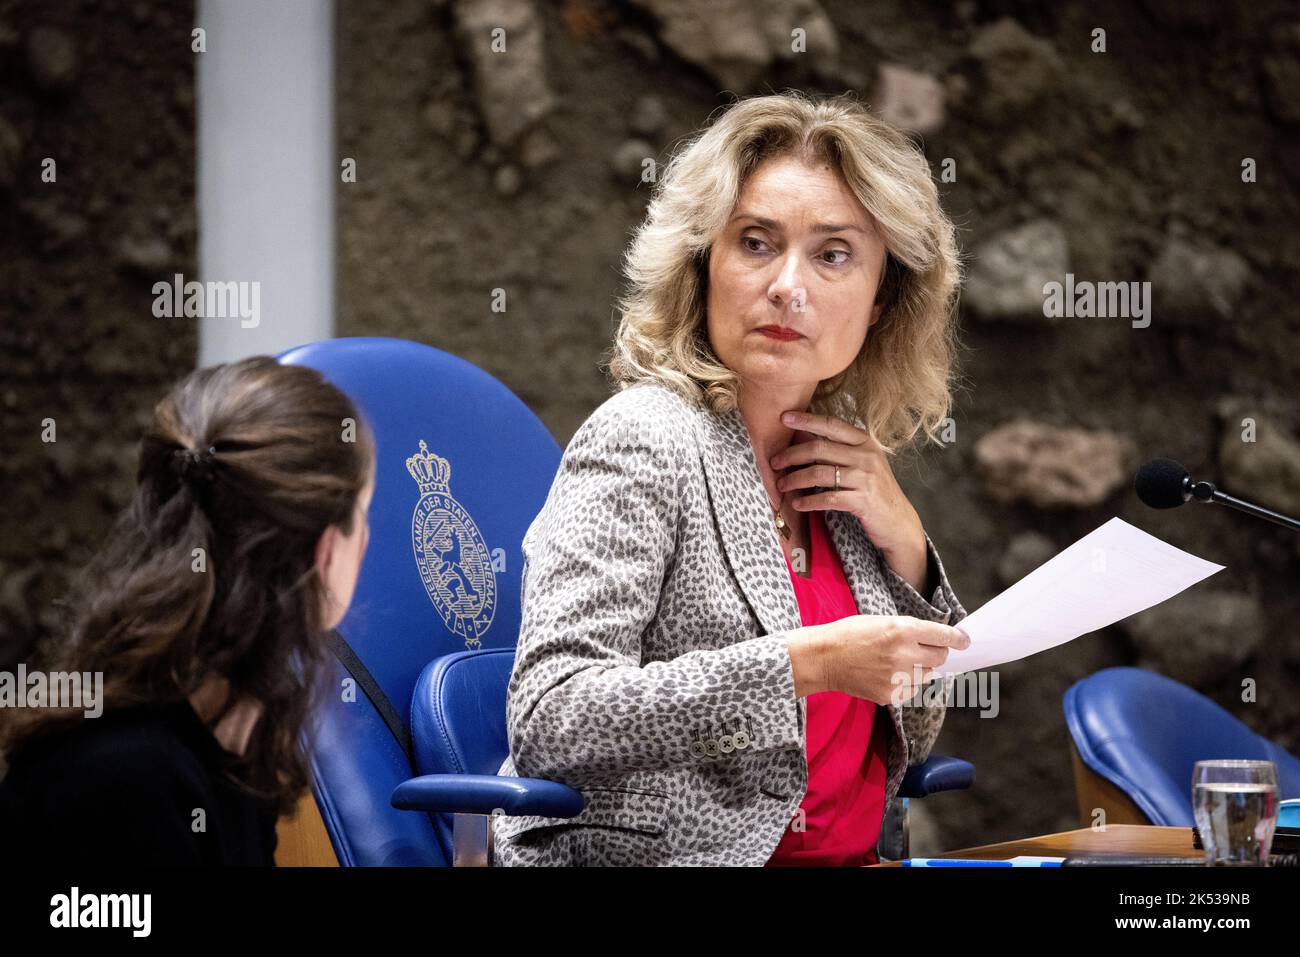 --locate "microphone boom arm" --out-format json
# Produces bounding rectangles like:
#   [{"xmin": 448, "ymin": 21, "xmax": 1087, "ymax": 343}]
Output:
[{"xmin": 1190, "ymin": 480, "xmax": 1300, "ymax": 532}]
